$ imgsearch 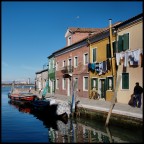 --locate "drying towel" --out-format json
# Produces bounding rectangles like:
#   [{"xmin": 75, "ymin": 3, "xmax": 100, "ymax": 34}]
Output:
[
  {"xmin": 99, "ymin": 62, "xmax": 103, "ymax": 75},
  {"xmin": 133, "ymin": 49, "xmax": 140, "ymax": 62},
  {"xmin": 95, "ymin": 63, "xmax": 99, "ymax": 73},
  {"xmin": 124, "ymin": 52, "xmax": 129, "ymax": 67},
  {"xmin": 116, "ymin": 53, "xmax": 121, "ymax": 66}
]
